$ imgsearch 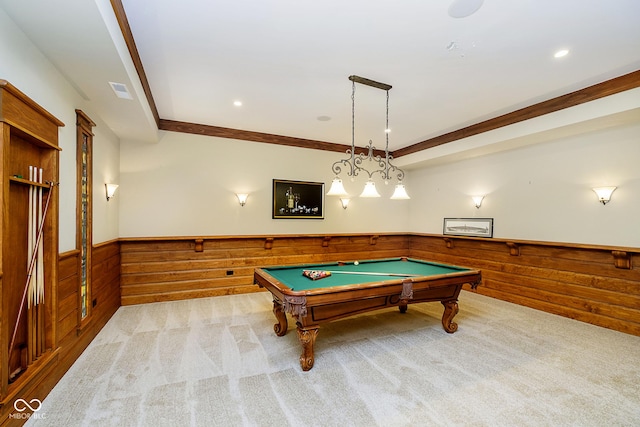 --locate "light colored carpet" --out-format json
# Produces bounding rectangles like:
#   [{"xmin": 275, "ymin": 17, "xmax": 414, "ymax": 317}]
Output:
[{"xmin": 26, "ymin": 291, "xmax": 640, "ymax": 426}]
